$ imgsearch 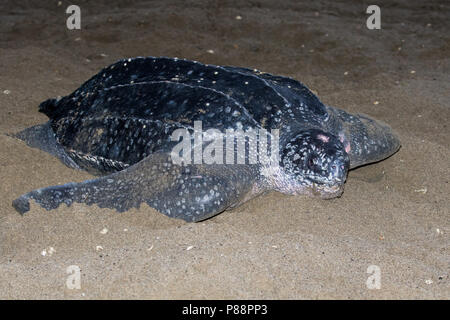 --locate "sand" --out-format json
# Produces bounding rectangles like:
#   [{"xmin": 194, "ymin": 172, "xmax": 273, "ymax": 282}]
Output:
[{"xmin": 0, "ymin": 0, "xmax": 448, "ymax": 299}]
